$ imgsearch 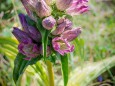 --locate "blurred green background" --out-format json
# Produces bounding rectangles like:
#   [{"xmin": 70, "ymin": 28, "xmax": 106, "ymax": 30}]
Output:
[{"xmin": 0, "ymin": 0, "xmax": 115, "ymax": 86}]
